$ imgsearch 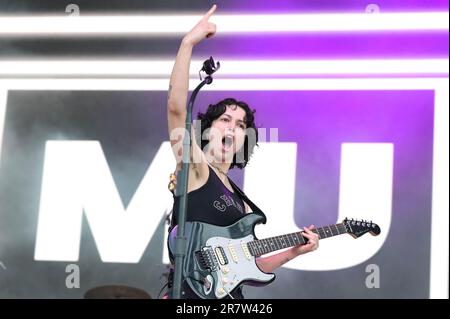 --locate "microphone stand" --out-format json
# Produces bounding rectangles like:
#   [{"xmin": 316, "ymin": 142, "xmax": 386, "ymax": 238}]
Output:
[{"xmin": 171, "ymin": 57, "xmax": 220, "ymax": 299}]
